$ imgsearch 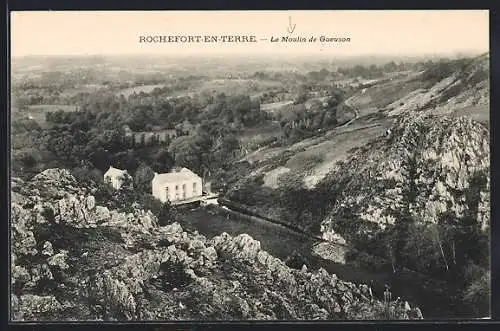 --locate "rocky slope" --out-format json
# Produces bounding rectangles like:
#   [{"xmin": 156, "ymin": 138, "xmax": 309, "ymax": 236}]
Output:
[
  {"xmin": 320, "ymin": 113, "xmax": 490, "ymax": 238},
  {"xmin": 385, "ymin": 53, "xmax": 489, "ymax": 123},
  {"xmin": 10, "ymin": 169, "xmax": 422, "ymax": 321}
]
